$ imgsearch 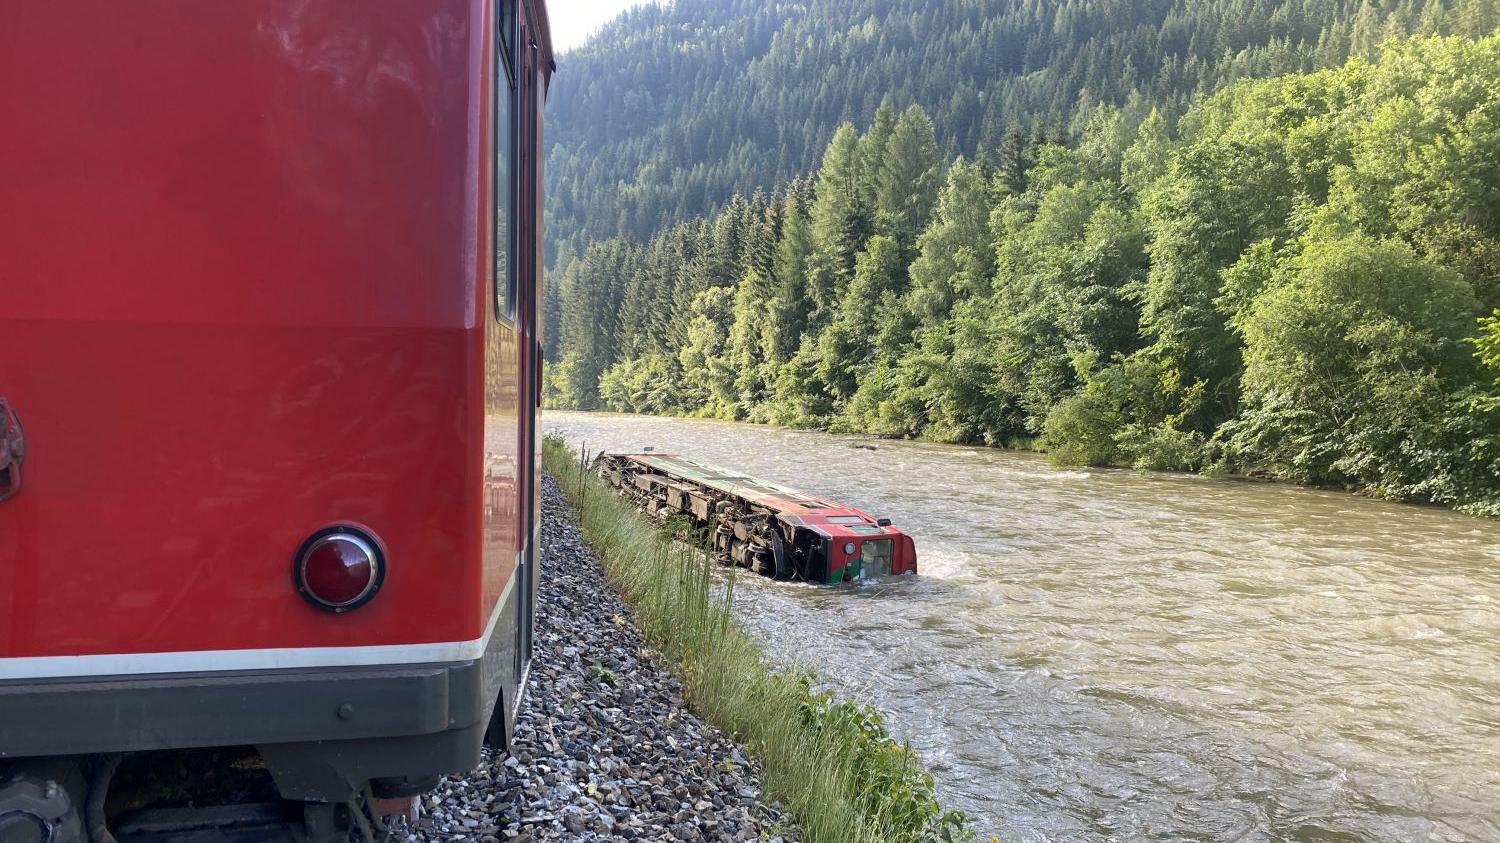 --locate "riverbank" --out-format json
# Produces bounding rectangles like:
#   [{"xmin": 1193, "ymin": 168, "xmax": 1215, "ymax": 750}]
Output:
[
  {"xmin": 409, "ymin": 471, "xmax": 795, "ymax": 842},
  {"xmin": 541, "ymin": 438, "xmax": 978, "ymax": 843},
  {"xmin": 544, "ymin": 406, "xmax": 1500, "ymax": 517},
  {"xmin": 542, "ymin": 410, "xmax": 1500, "ymax": 840}
]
